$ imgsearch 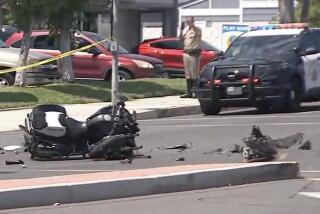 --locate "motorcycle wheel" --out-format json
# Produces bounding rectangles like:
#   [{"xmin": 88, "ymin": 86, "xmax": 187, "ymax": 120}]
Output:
[{"xmin": 89, "ymin": 136, "xmax": 136, "ymax": 160}]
